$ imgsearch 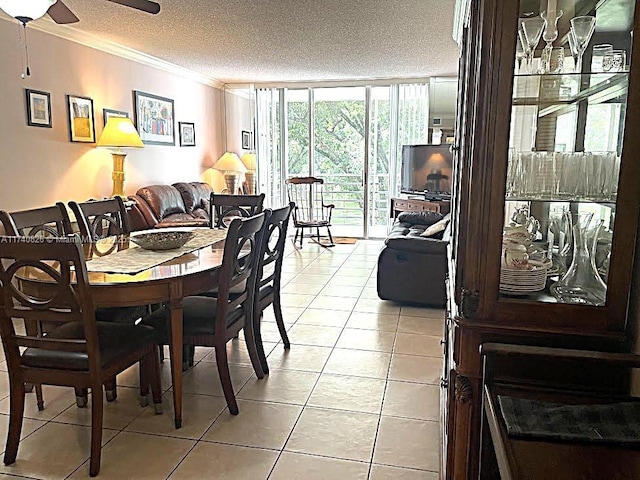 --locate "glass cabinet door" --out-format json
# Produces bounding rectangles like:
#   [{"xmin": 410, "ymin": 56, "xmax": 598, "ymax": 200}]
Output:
[{"xmin": 499, "ymin": 0, "xmax": 635, "ymax": 305}]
